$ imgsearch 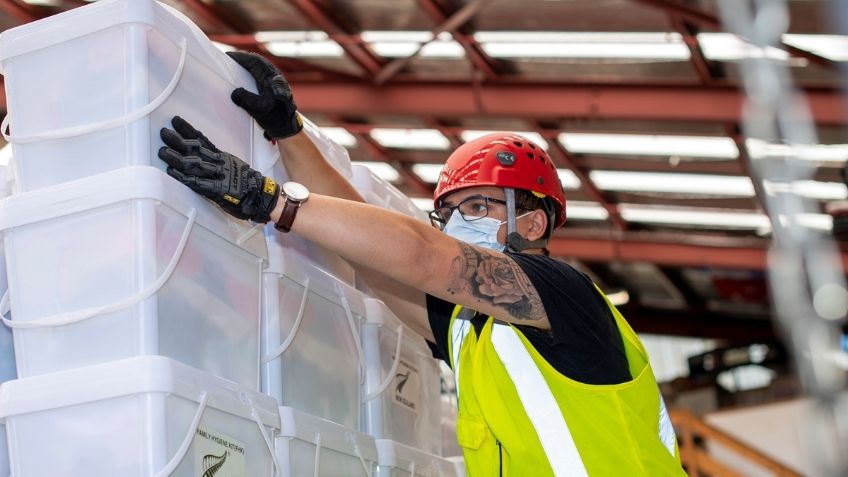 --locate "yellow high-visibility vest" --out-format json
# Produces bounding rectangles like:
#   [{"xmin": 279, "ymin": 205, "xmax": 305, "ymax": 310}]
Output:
[{"xmin": 447, "ymin": 285, "xmax": 688, "ymax": 476}]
